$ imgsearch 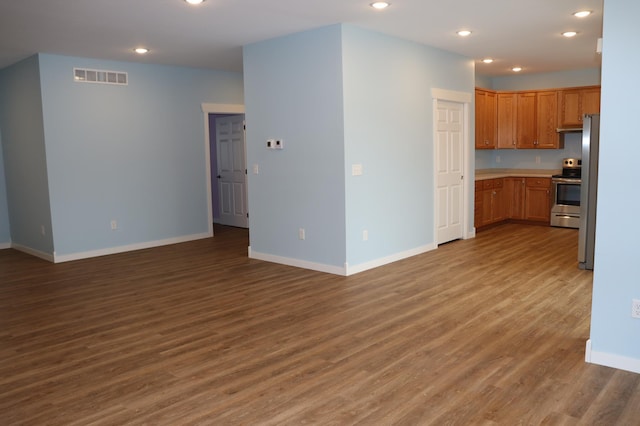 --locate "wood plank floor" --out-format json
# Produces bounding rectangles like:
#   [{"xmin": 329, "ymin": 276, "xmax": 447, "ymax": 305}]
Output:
[{"xmin": 1, "ymin": 223, "xmax": 639, "ymax": 425}]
